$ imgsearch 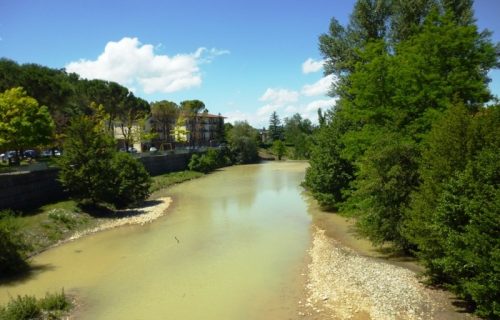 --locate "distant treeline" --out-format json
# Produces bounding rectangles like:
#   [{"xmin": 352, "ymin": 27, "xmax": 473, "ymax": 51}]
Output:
[
  {"xmin": 0, "ymin": 58, "xmax": 150, "ymax": 146},
  {"xmin": 304, "ymin": 0, "xmax": 499, "ymax": 318}
]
